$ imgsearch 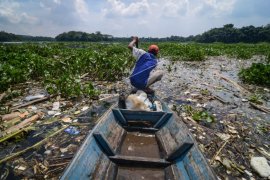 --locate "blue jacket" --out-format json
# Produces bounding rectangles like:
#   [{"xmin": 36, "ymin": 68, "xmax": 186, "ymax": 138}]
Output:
[{"xmin": 130, "ymin": 53, "xmax": 157, "ymax": 89}]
